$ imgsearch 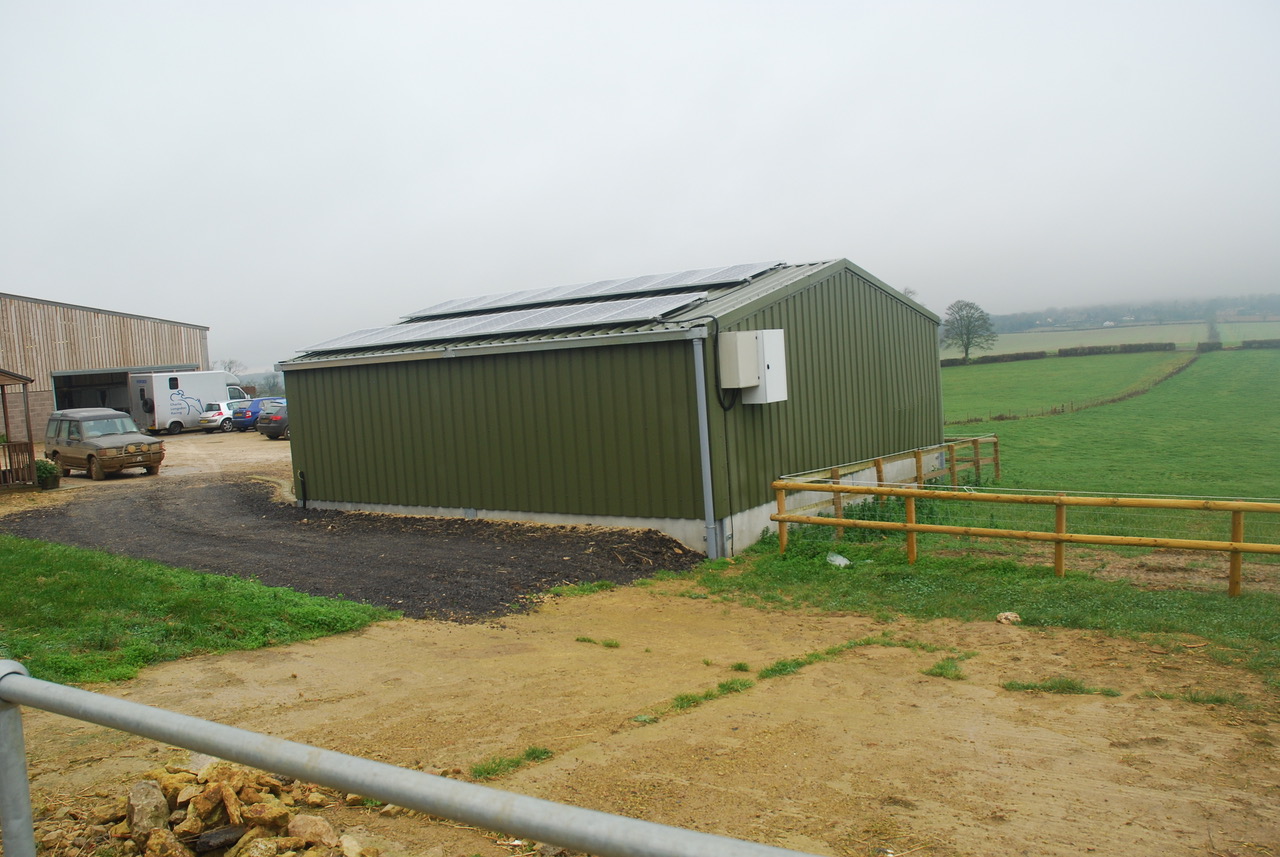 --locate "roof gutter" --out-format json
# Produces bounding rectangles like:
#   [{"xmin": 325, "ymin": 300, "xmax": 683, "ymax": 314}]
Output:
[{"xmin": 278, "ymin": 327, "xmax": 708, "ymax": 373}]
